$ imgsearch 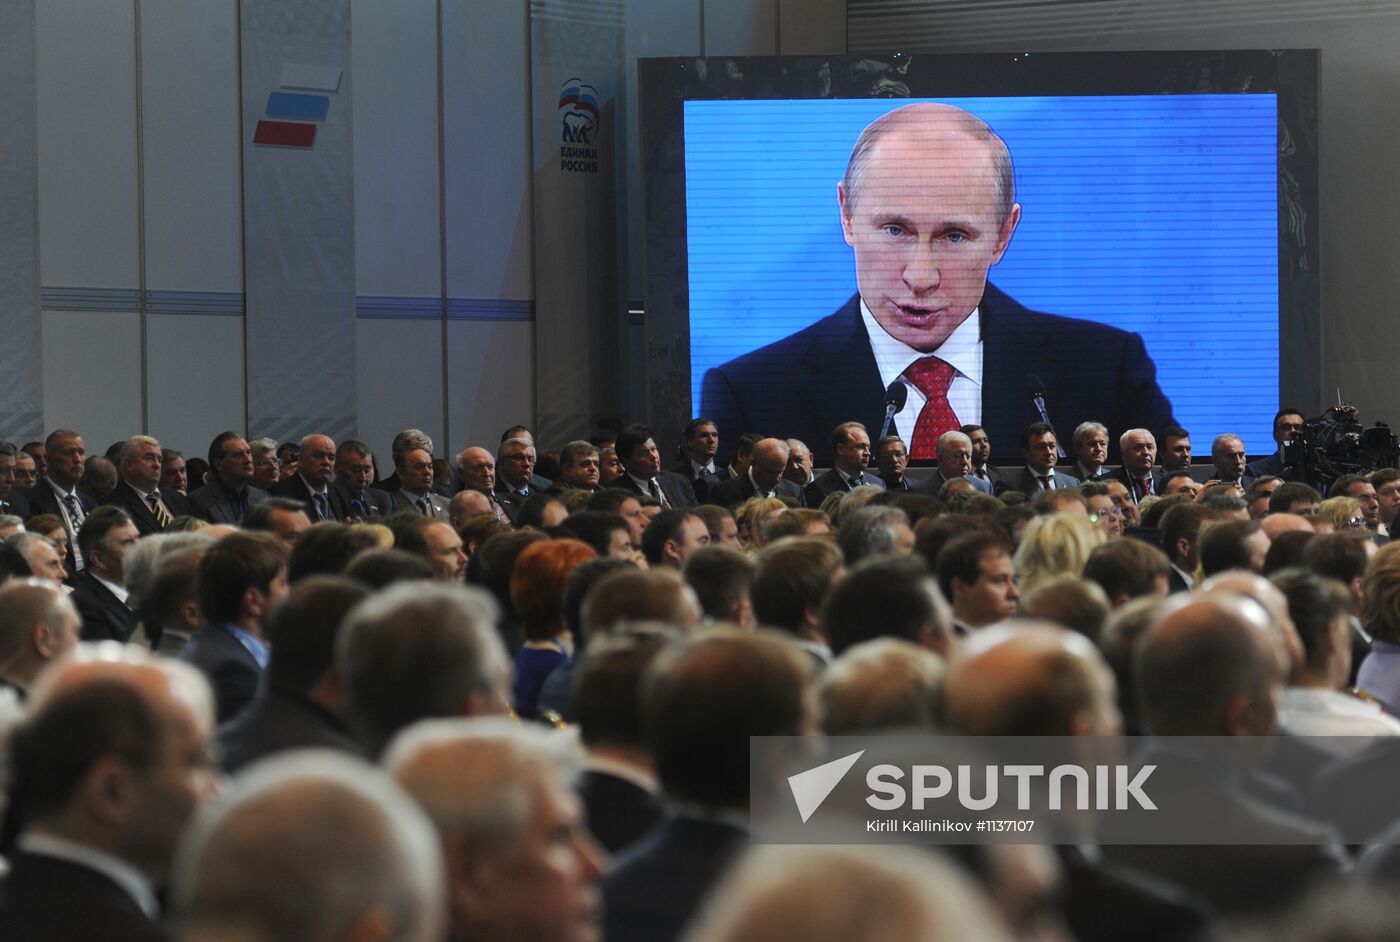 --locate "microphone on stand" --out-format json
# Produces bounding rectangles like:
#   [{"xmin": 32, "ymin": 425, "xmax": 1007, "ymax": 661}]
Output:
[
  {"xmin": 879, "ymin": 381, "xmax": 908, "ymax": 441},
  {"xmin": 1026, "ymin": 373, "xmax": 1067, "ymax": 458}
]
